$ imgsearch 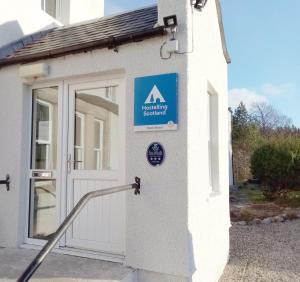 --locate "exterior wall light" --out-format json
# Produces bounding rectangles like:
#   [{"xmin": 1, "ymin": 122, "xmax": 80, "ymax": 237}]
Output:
[
  {"xmin": 194, "ymin": 0, "xmax": 208, "ymax": 10},
  {"xmin": 161, "ymin": 15, "xmax": 179, "ymax": 59},
  {"xmin": 163, "ymin": 15, "xmax": 178, "ymax": 29}
]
